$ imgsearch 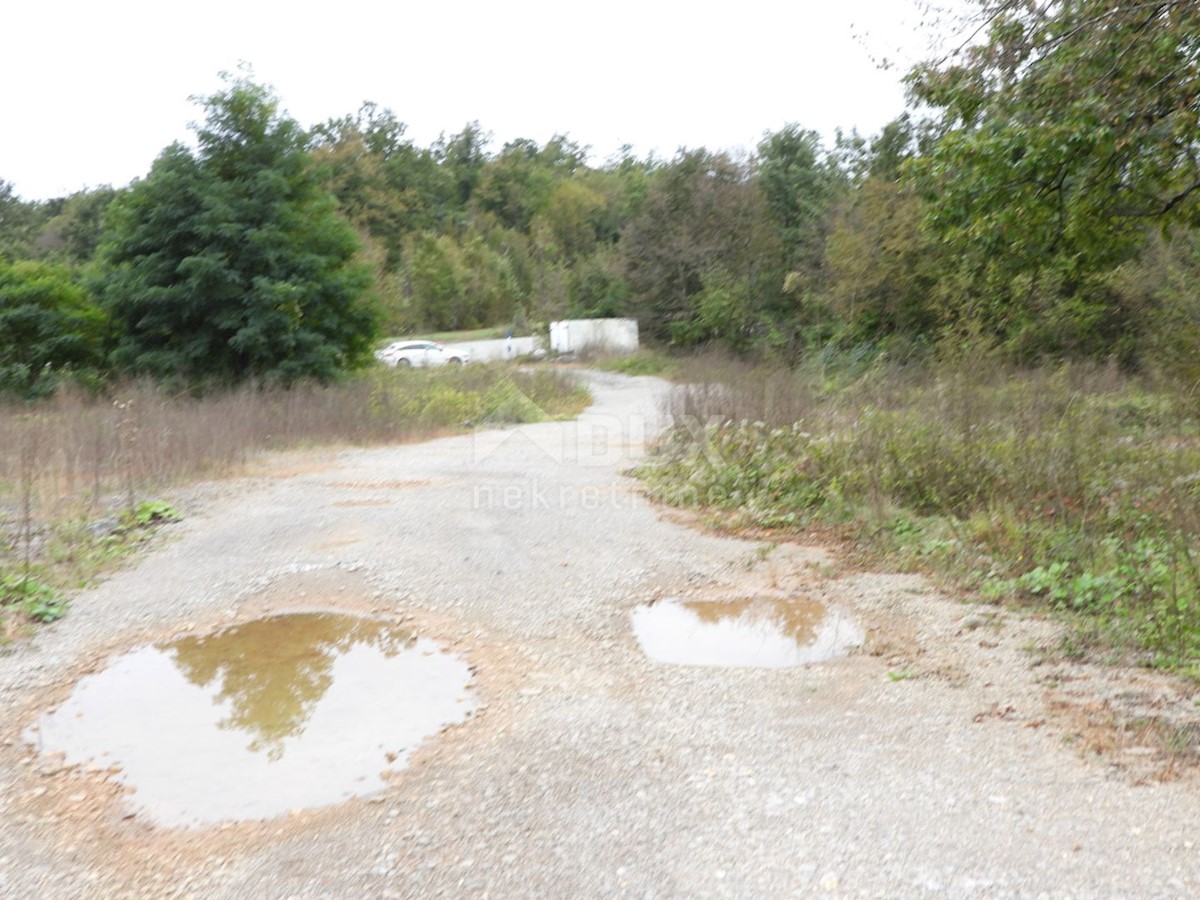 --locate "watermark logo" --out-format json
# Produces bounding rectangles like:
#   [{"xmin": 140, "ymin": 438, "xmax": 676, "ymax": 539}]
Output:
[
  {"xmin": 470, "ymin": 409, "xmax": 650, "ymax": 469},
  {"xmin": 471, "ymin": 479, "xmax": 641, "ymax": 512}
]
